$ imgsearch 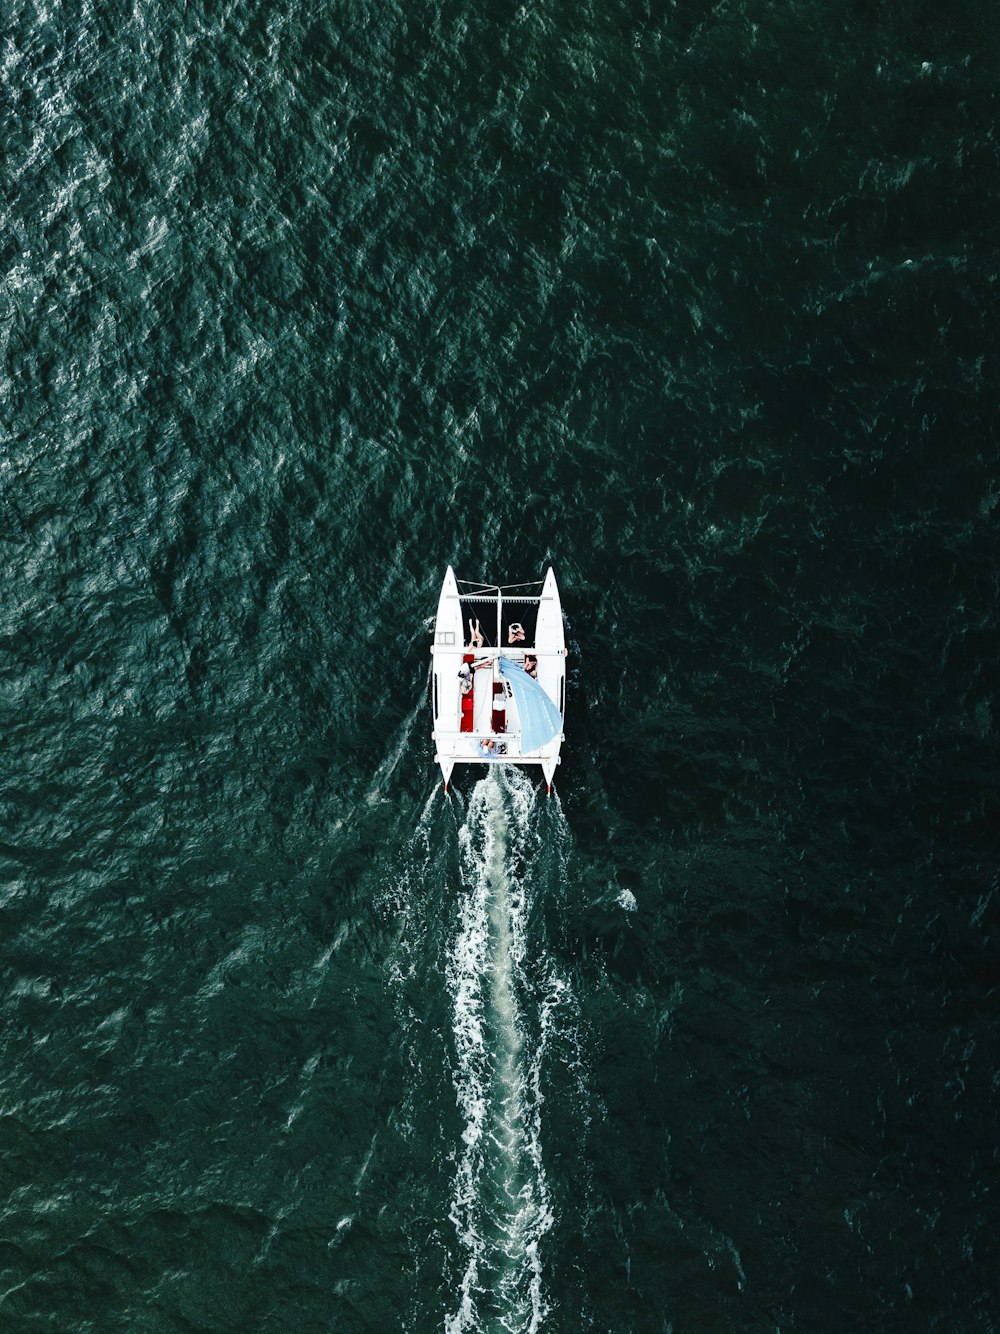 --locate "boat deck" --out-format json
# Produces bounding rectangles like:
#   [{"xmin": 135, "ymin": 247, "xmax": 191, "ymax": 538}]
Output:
[
  {"xmin": 432, "ymin": 568, "xmax": 565, "ymax": 789},
  {"xmin": 450, "ymin": 659, "xmax": 526, "ymax": 757}
]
